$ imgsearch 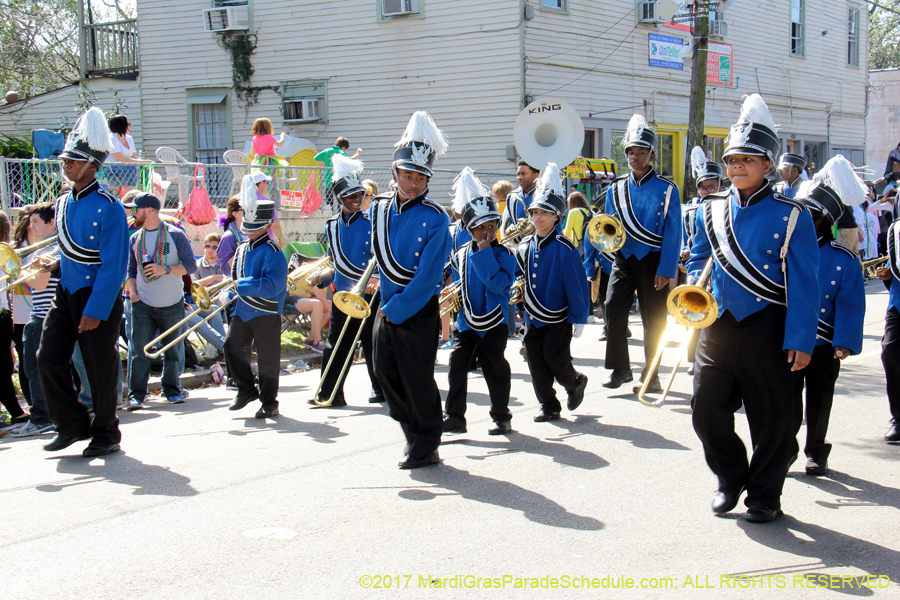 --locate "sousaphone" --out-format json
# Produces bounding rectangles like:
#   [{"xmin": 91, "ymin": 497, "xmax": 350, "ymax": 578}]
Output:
[{"xmin": 513, "ymin": 98, "xmax": 584, "ymax": 171}]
